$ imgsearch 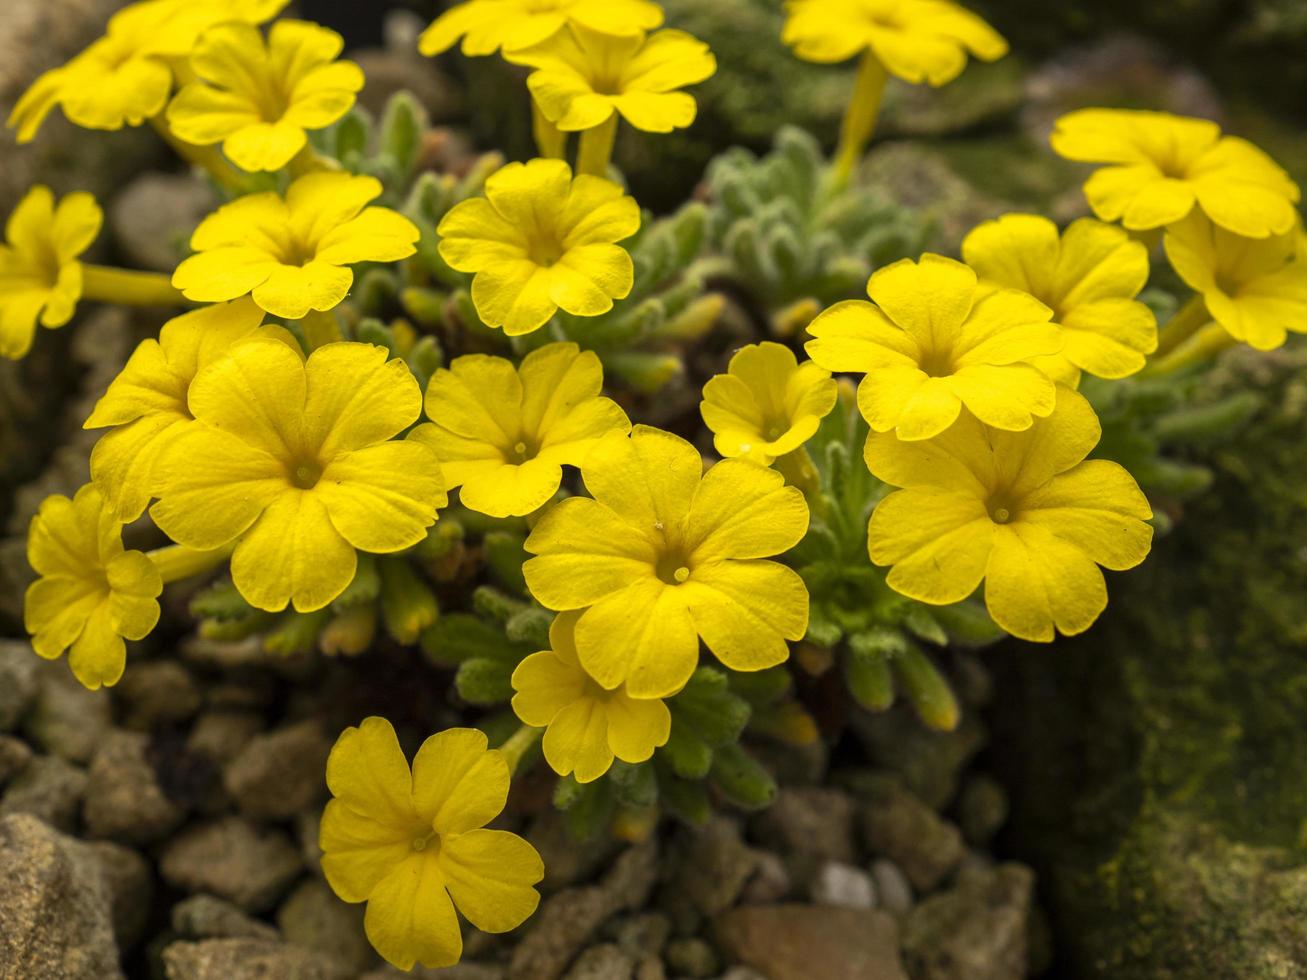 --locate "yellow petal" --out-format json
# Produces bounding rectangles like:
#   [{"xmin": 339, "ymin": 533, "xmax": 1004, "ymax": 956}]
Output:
[
  {"xmin": 325, "ymin": 716, "xmax": 419, "ymax": 831},
  {"xmin": 524, "ymin": 497, "xmax": 659, "ymax": 608},
  {"xmin": 869, "ymin": 487, "xmax": 993, "ymax": 604},
  {"xmin": 437, "ymin": 829, "xmax": 543, "ymax": 932},
  {"xmin": 681, "ymin": 559, "xmax": 808, "ymax": 672},
  {"xmin": 66, "ymin": 602, "xmax": 128, "ymax": 690},
  {"xmin": 984, "ymin": 523, "xmax": 1107, "ymax": 642},
  {"xmin": 230, "ymin": 490, "xmax": 357, "ymax": 612},
  {"xmin": 304, "ymin": 342, "xmax": 423, "ymax": 455},
  {"xmin": 320, "ymin": 798, "xmax": 413, "ymax": 903},
  {"xmin": 411, "ymin": 727, "xmax": 509, "ymax": 834},
  {"xmin": 457, "ymin": 458, "xmax": 562, "ymax": 518},
  {"xmin": 251, "ymin": 260, "xmax": 353, "ymax": 319},
  {"xmin": 605, "ymin": 691, "xmax": 671, "ymax": 763},
  {"xmin": 318, "ymin": 441, "xmax": 445, "ymax": 552},
  {"xmin": 945, "ymin": 363, "xmax": 1055, "ymax": 432},
  {"xmin": 511, "ymin": 648, "xmax": 588, "ymax": 728},
  {"xmin": 1020, "ymin": 459, "xmax": 1153, "ymax": 570},
  {"xmin": 579, "ymin": 426, "xmax": 702, "ymax": 531},
  {"xmin": 685, "ymin": 458, "xmax": 808, "ymax": 562},
  {"xmin": 574, "ymin": 578, "xmax": 698, "ymax": 699},
  {"xmin": 314, "ymin": 208, "xmax": 420, "ymax": 266},
  {"xmin": 541, "ymin": 699, "xmax": 613, "ymax": 783},
  {"xmin": 364, "ymin": 854, "xmax": 462, "ymax": 972},
  {"xmin": 805, "ymin": 299, "xmax": 919, "ymax": 373}
]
